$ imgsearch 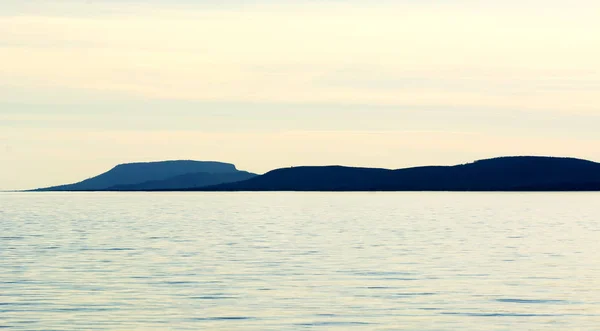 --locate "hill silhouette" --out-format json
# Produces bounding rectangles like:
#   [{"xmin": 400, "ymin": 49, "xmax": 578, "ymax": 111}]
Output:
[
  {"xmin": 107, "ymin": 171, "xmax": 256, "ymax": 191},
  {"xmin": 195, "ymin": 156, "xmax": 600, "ymax": 191},
  {"xmin": 34, "ymin": 160, "xmax": 254, "ymax": 191}
]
